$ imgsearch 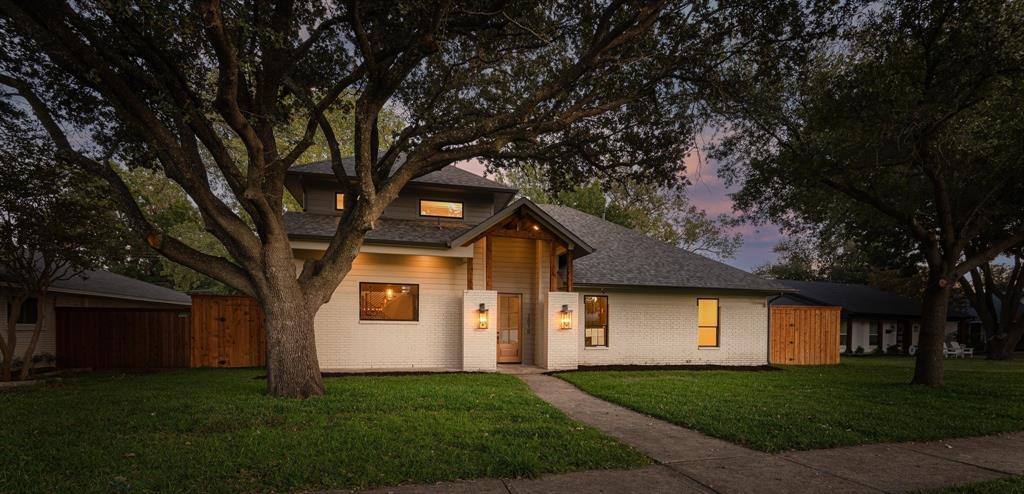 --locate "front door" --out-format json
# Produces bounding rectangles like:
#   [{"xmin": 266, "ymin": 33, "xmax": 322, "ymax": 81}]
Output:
[{"xmin": 497, "ymin": 293, "xmax": 522, "ymax": 363}]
